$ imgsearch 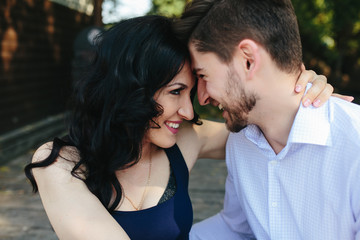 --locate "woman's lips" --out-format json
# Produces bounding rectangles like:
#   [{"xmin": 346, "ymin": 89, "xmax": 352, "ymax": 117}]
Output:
[{"xmin": 165, "ymin": 121, "xmax": 181, "ymax": 134}]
